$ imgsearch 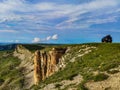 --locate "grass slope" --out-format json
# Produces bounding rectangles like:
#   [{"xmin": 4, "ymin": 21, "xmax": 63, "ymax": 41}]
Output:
[
  {"xmin": 0, "ymin": 50, "xmax": 23, "ymax": 90},
  {"xmin": 33, "ymin": 43, "xmax": 120, "ymax": 90},
  {"xmin": 0, "ymin": 43, "xmax": 120, "ymax": 90}
]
